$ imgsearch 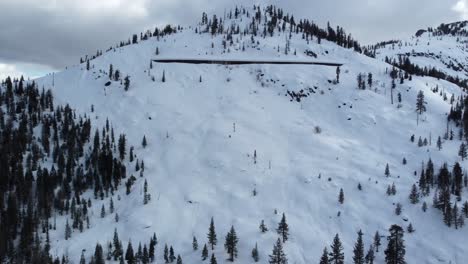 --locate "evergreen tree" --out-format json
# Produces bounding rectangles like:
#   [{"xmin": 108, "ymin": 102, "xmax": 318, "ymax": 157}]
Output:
[
  {"xmin": 94, "ymin": 243, "xmax": 105, "ymax": 264},
  {"xmin": 416, "ymin": 90, "xmax": 426, "ymax": 116},
  {"xmin": 385, "ymin": 164, "xmax": 390, "ymax": 177},
  {"xmin": 118, "ymin": 135, "xmax": 126, "ymax": 160},
  {"xmin": 373, "ymin": 231, "xmax": 381, "ymax": 252},
  {"xmin": 124, "ymin": 76, "xmax": 130, "ymax": 91},
  {"xmin": 125, "ymin": 241, "xmax": 134, "ymax": 264},
  {"xmin": 162, "ymin": 70, "xmax": 166, "ymax": 82},
  {"xmin": 252, "ymin": 243, "xmax": 259, "ymax": 262},
  {"xmin": 142, "ymin": 135, "xmax": 147, "ymax": 148},
  {"xmin": 459, "ymin": 142, "xmax": 467, "ymax": 161},
  {"xmin": 192, "ymin": 236, "xmax": 198, "ymax": 251},
  {"xmin": 224, "ymin": 225, "xmax": 239, "ymax": 261},
  {"xmin": 384, "ymin": 225, "xmax": 406, "ymax": 264},
  {"xmin": 437, "ymin": 136, "xmax": 442, "ymax": 150},
  {"xmin": 260, "ymin": 219, "xmax": 268, "ymax": 233},
  {"xmin": 395, "ymin": 203, "xmax": 402, "ymax": 215},
  {"xmin": 268, "ymin": 238, "xmax": 287, "ymax": 264},
  {"xmin": 277, "ymin": 213, "xmax": 290, "ymax": 242},
  {"xmin": 207, "ymin": 217, "xmax": 217, "ymax": 250},
  {"xmin": 80, "ymin": 252, "xmax": 86, "ymax": 264},
  {"xmin": 65, "ymin": 219, "xmax": 72, "ymax": 240},
  {"xmin": 169, "ymin": 246, "xmax": 176, "ymax": 262},
  {"xmin": 149, "ymin": 234, "xmax": 157, "ymax": 261},
  {"xmin": 319, "ymin": 247, "xmax": 329, "ymax": 264},
  {"xmin": 101, "ymin": 205, "xmax": 106, "ymax": 218},
  {"xmin": 202, "ymin": 244, "xmax": 209, "ymax": 260},
  {"xmin": 113, "ymin": 228, "xmax": 122, "ymax": 260},
  {"xmin": 177, "ymin": 255, "xmax": 182, "ymax": 264},
  {"xmin": 407, "ymin": 223, "xmax": 415, "ymax": 233},
  {"xmin": 353, "ymin": 230, "xmax": 365, "ymax": 264},
  {"xmin": 109, "ymin": 64, "xmax": 114, "ymax": 80},
  {"xmin": 409, "ymin": 184, "xmax": 420, "ymax": 204},
  {"xmin": 365, "ymin": 245, "xmax": 375, "ymax": 264},
  {"xmin": 164, "ymin": 244, "xmax": 169, "ymax": 263},
  {"xmin": 210, "ymin": 253, "xmax": 217, "ymax": 264},
  {"xmin": 338, "ymin": 188, "xmax": 344, "ymax": 204},
  {"xmin": 329, "ymin": 234, "xmax": 344, "ymax": 264}
]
